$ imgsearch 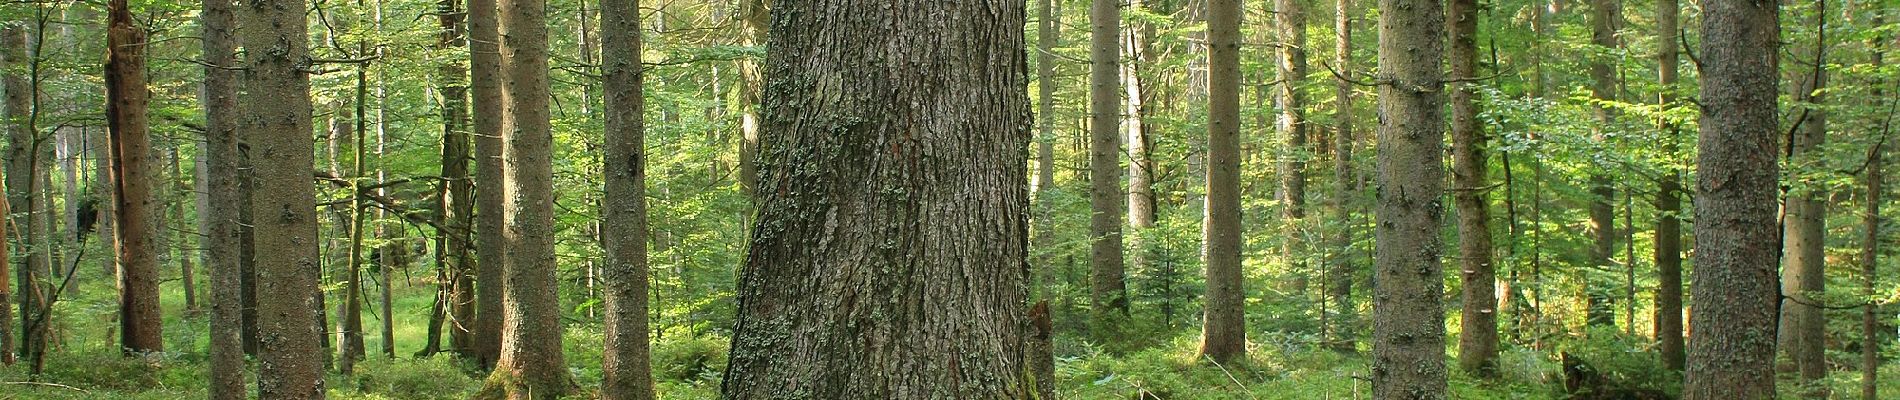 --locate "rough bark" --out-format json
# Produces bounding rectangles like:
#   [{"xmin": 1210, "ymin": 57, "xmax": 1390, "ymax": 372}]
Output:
[
  {"xmin": 1448, "ymin": 0, "xmax": 1494, "ymax": 376},
  {"xmin": 1125, "ymin": 0, "xmax": 1157, "ymax": 276},
  {"xmin": 476, "ymin": 0, "xmax": 574, "ymax": 393},
  {"xmin": 600, "ymin": 0, "xmax": 654, "ymax": 397},
  {"xmin": 1777, "ymin": 0, "xmax": 1828, "ymax": 393},
  {"xmin": 1326, "ymin": 0, "xmax": 1357, "ymax": 352},
  {"xmin": 241, "ymin": 0, "xmax": 326, "ymax": 396},
  {"xmin": 1276, "ymin": 0, "xmax": 1310, "ymax": 294},
  {"xmin": 1372, "ymin": 0, "xmax": 1448, "ymax": 396},
  {"xmin": 1653, "ymin": 0, "xmax": 1685, "ymax": 371},
  {"xmin": 1682, "ymin": 0, "xmax": 1780, "ymax": 398},
  {"xmin": 1088, "ymin": 0, "xmax": 1129, "ymax": 328},
  {"xmin": 1585, "ymin": 0, "xmax": 1620, "ymax": 328},
  {"xmin": 718, "ymin": 2, "xmax": 1035, "ymax": 398},
  {"xmin": 1199, "ymin": 0, "xmax": 1247, "ymax": 363},
  {"xmin": 429, "ymin": 0, "xmax": 475, "ymax": 358},
  {"xmin": 198, "ymin": 0, "xmax": 242, "ymax": 382},
  {"xmin": 0, "ymin": 22, "xmax": 21, "ymax": 368},
  {"xmin": 105, "ymin": 0, "xmax": 164, "ymax": 355},
  {"xmin": 469, "ymin": 0, "xmax": 506, "ymax": 369}
]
